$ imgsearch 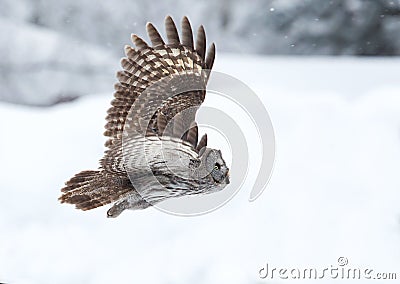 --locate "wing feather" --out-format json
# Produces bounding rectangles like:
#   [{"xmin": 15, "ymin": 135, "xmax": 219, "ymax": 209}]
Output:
[
  {"xmin": 186, "ymin": 122, "xmax": 198, "ymax": 149},
  {"xmin": 206, "ymin": 43, "xmax": 216, "ymax": 70},
  {"xmin": 196, "ymin": 134, "xmax": 207, "ymax": 152},
  {"xmin": 165, "ymin": 15, "xmax": 180, "ymax": 46},
  {"xmin": 103, "ymin": 135, "xmax": 198, "ymax": 178},
  {"xmin": 131, "ymin": 34, "xmax": 149, "ymax": 50},
  {"xmin": 181, "ymin": 16, "xmax": 194, "ymax": 50},
  {"xmin": 195, "ymin": 25, "xmax": 206, "ymax": 62},
  {"xmin": 146, "ymin": 23, "xmax": 165, "ymax": 47}
]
